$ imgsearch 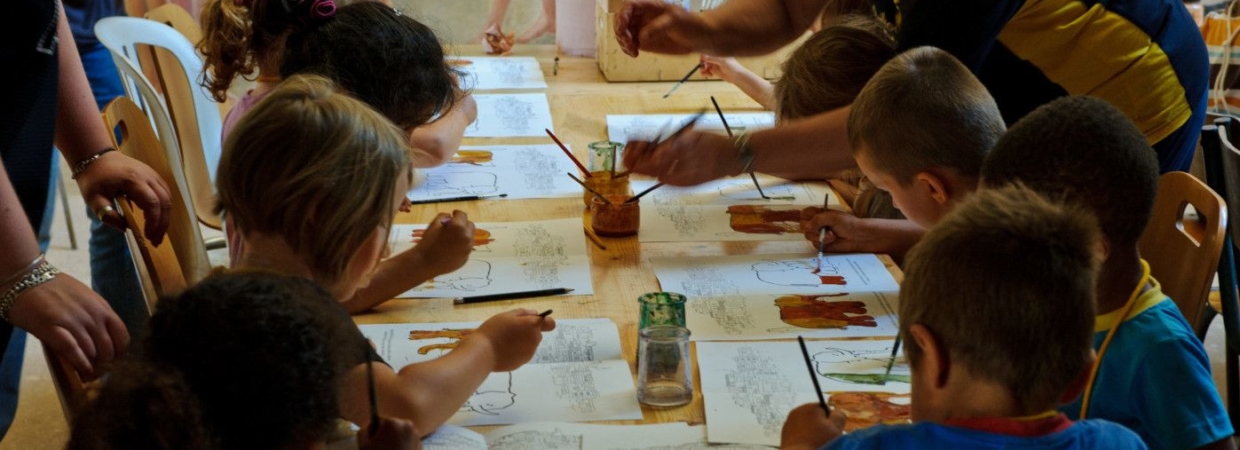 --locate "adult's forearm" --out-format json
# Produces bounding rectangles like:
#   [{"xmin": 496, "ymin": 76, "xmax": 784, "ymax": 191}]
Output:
[
  {"xmin": 52, "ymin": 1, "xmax": 113, "ymax": 164},
  {"xmin": 750, "ymin": 105, "xmax": 856, "ymax": 180},
  {"xmin": 697, "ymin": 0, "xmax": 822, "ymax": 55},
  {"xmin": 0, "ymin": 161, "xmax": 42, "ymax": 278}
]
